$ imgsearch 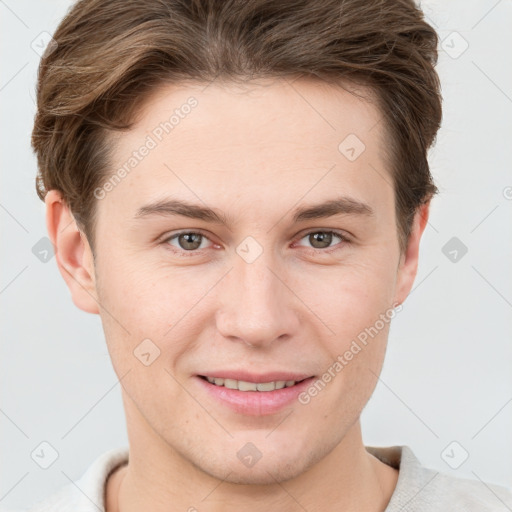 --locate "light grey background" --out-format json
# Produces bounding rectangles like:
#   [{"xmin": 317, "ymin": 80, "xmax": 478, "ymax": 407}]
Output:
[{"xmin": 1, "ymin": 0, "xmax": 511, "ymax": 509}]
